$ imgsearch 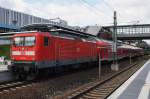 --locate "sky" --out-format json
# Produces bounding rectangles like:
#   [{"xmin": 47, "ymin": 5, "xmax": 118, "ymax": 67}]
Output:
[{"xmin": 0, "ymin": 0, "xmax": 150, "ymax": 26}]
